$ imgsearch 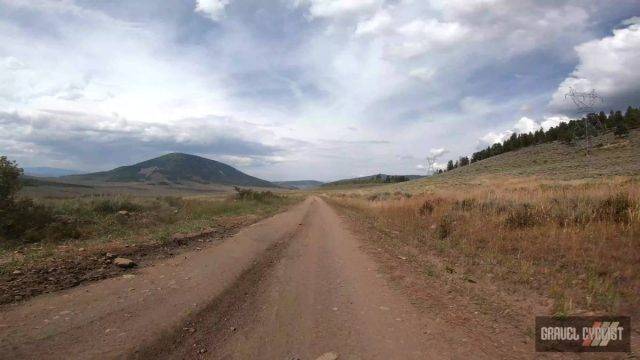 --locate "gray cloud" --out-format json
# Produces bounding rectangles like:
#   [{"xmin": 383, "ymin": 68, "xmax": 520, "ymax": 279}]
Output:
[
  {"xmin": 1, "ymin": 0, "xmax": 639, "ymax": 181},
  {"xmin": 0, "ymin": 111, "xmax": 282, "ymax": 171},
  {"xmin": 550, "ymin": 18, "xmax": 640, "ymax": 113}
]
